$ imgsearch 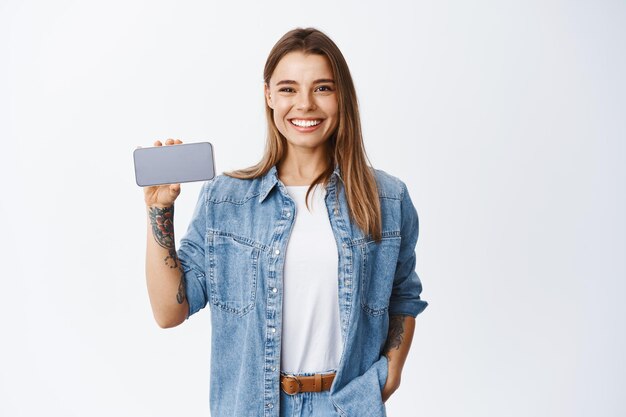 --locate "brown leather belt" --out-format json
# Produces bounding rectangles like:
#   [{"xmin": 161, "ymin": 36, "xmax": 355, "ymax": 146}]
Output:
[{"xmin": 280, "ymin": 372, "xmax": 336, "ymax": 395}]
